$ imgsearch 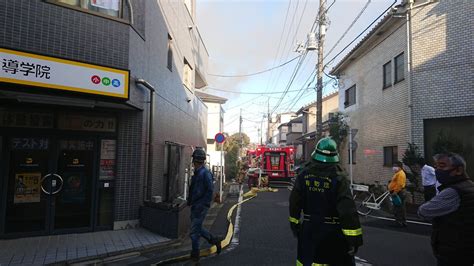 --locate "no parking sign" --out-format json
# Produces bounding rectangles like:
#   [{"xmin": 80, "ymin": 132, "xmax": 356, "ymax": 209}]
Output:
[{"xmin": 214, "ymin": 133, "xmax": 225, "ymax": 144}]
